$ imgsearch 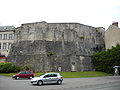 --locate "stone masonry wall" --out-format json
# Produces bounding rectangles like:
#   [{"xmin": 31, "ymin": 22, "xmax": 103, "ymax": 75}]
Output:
[{"xmin": 7, "ymin": 22, "xmax": 105, "ymax": 72}]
